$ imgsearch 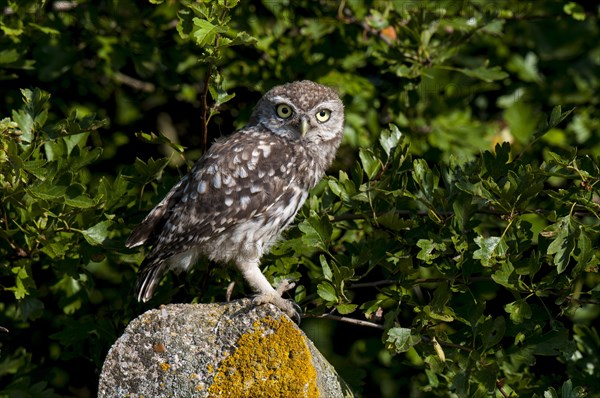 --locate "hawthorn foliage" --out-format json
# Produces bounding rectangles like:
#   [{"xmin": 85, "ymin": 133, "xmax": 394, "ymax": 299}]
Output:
[{"xmin": 1, "ymin": 1, "xmax": 599, "ymax": 397}]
